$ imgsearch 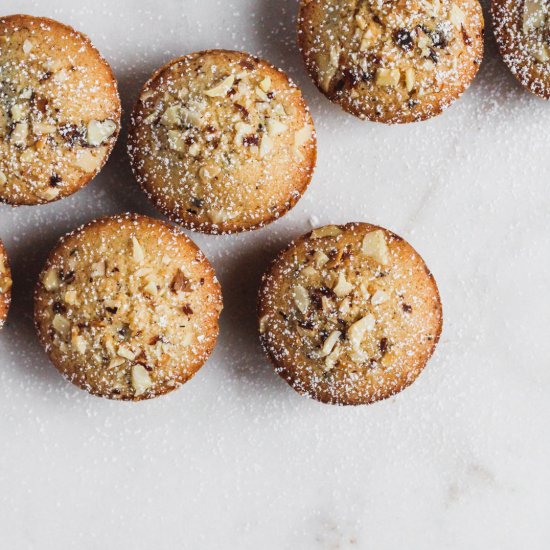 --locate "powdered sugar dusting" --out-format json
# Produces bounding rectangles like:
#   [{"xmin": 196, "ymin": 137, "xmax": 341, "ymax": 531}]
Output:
[
  {"xmin": 0, "ymin": 0, "xmax": 549, "ymax": 548},
  {"xmin": 34, "ymin": 213, "xmax": 222, "ymax": 400},
  {"xmin": 259, "ymin": 222, "xmax": 442, "ymax": 405},
  {"xmin": 298, "ymin": 0, "xmax": 484, "ymax": 122},
  {"xmin": 128, "ymin": 49, "xmax": 316, "ymax": 233},
  {"xmin": 0, "ymin": 15, "xmax": 121, "ymax": 205},
  {"xmin": 492, "ymin": 0, "xmax": 550, "ymax": 98}
]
